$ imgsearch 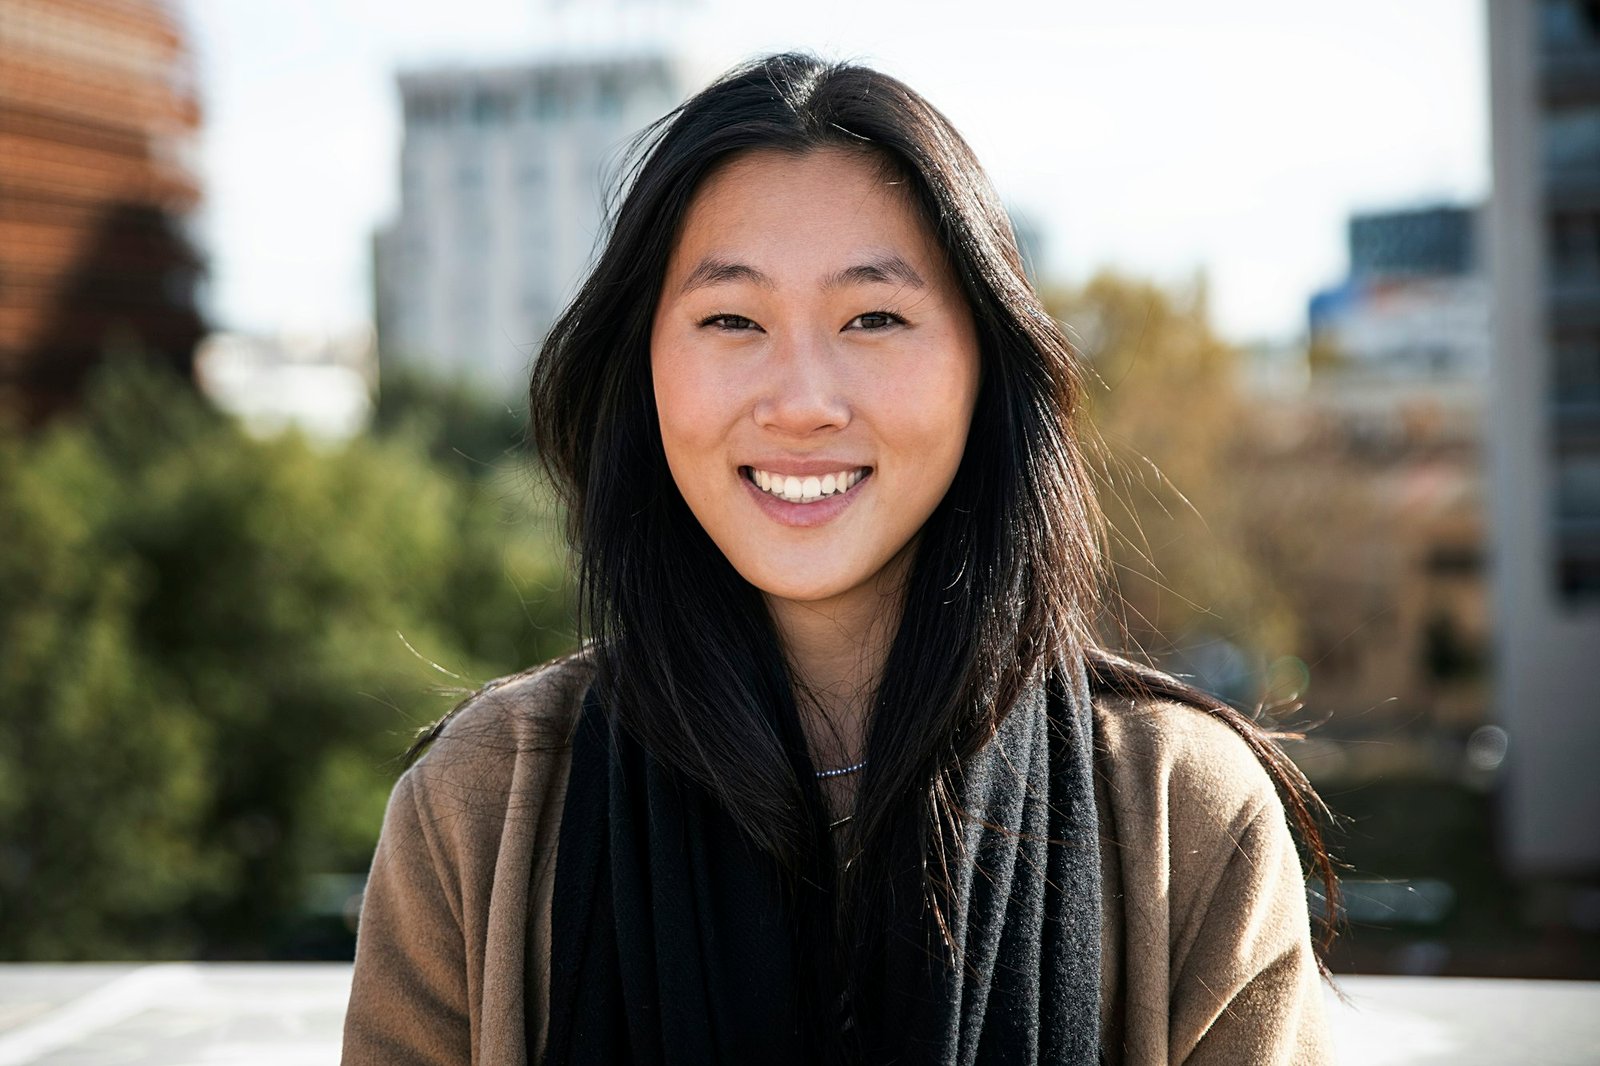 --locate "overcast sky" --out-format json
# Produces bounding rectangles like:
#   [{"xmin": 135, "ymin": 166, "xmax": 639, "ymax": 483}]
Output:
[{"xmin": 184, "ymin": 0, "xmax": 1489, "ymax": 345}]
